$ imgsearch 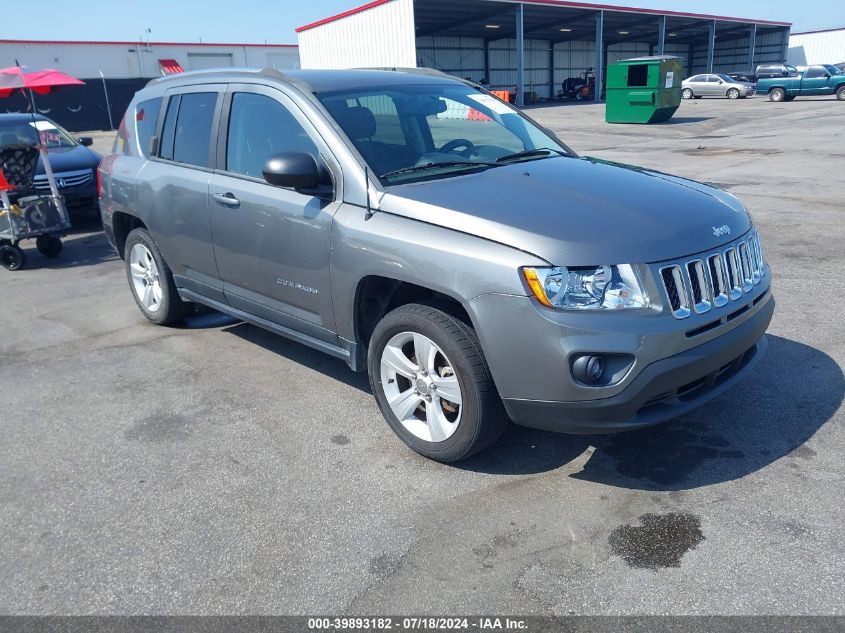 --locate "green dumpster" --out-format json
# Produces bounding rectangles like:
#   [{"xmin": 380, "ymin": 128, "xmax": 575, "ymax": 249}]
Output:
[{"xmin": 605, "ymin": 55, "xmax": 683, "ymax": 124}]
